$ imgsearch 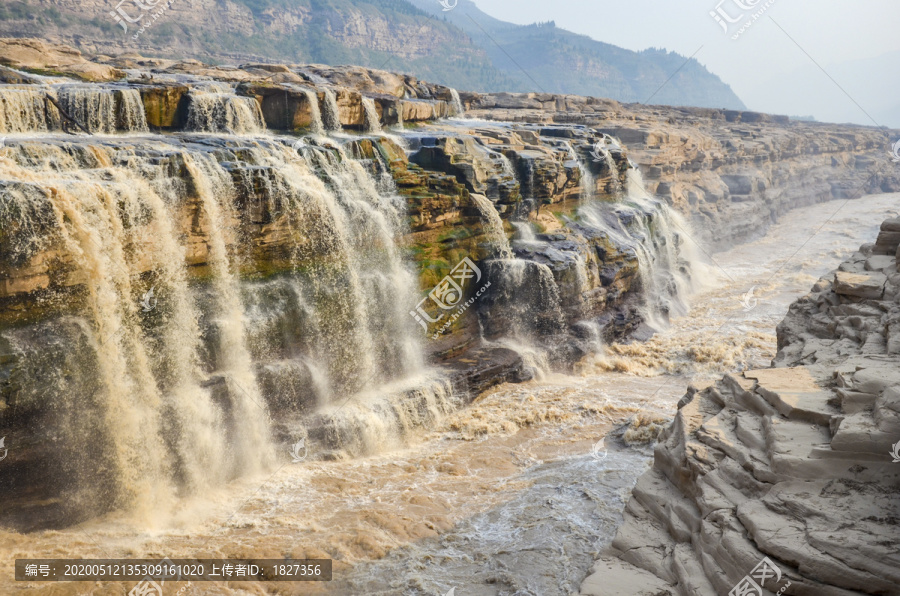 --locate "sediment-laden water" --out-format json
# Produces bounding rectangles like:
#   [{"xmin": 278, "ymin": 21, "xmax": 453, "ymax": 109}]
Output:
[
  {"xmin": 2, "ymin": 182, "xmax": 894, "ymax": 594},
  {"xmin": 0, "ymin": 81, "xmax": 897, "ymax": 595}
]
